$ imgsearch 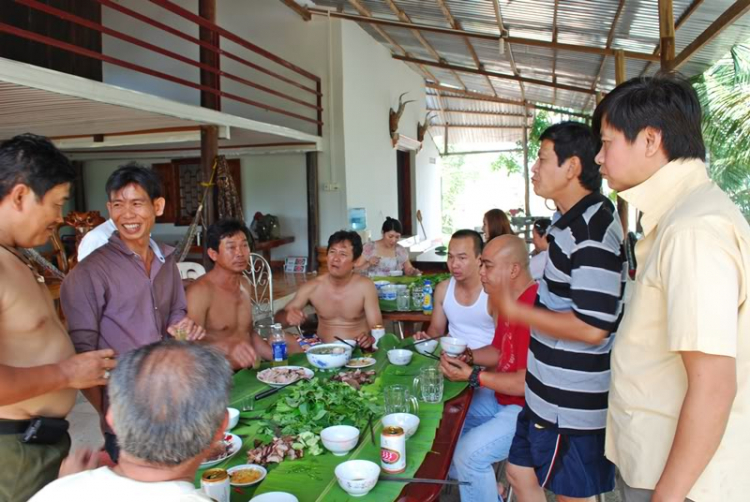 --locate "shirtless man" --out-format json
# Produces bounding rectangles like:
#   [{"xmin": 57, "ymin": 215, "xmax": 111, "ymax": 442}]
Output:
[
  {"xmin": 279, "ymin": 230, "xmax": 381, "ymax": 348},
  {"xmin": 0, "ymin": 134, "xmax": 115, "ymax": 502},
  {"xmin": 187, "ymin": 219, "xmax": 300, "ymax": 369}
]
